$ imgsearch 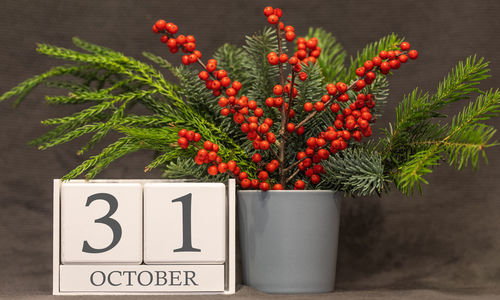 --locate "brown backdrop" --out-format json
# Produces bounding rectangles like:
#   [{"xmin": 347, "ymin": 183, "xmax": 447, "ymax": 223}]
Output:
[{"xmin": 1, "ymin": 0, "xmax": 500, "ymax": 298}]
